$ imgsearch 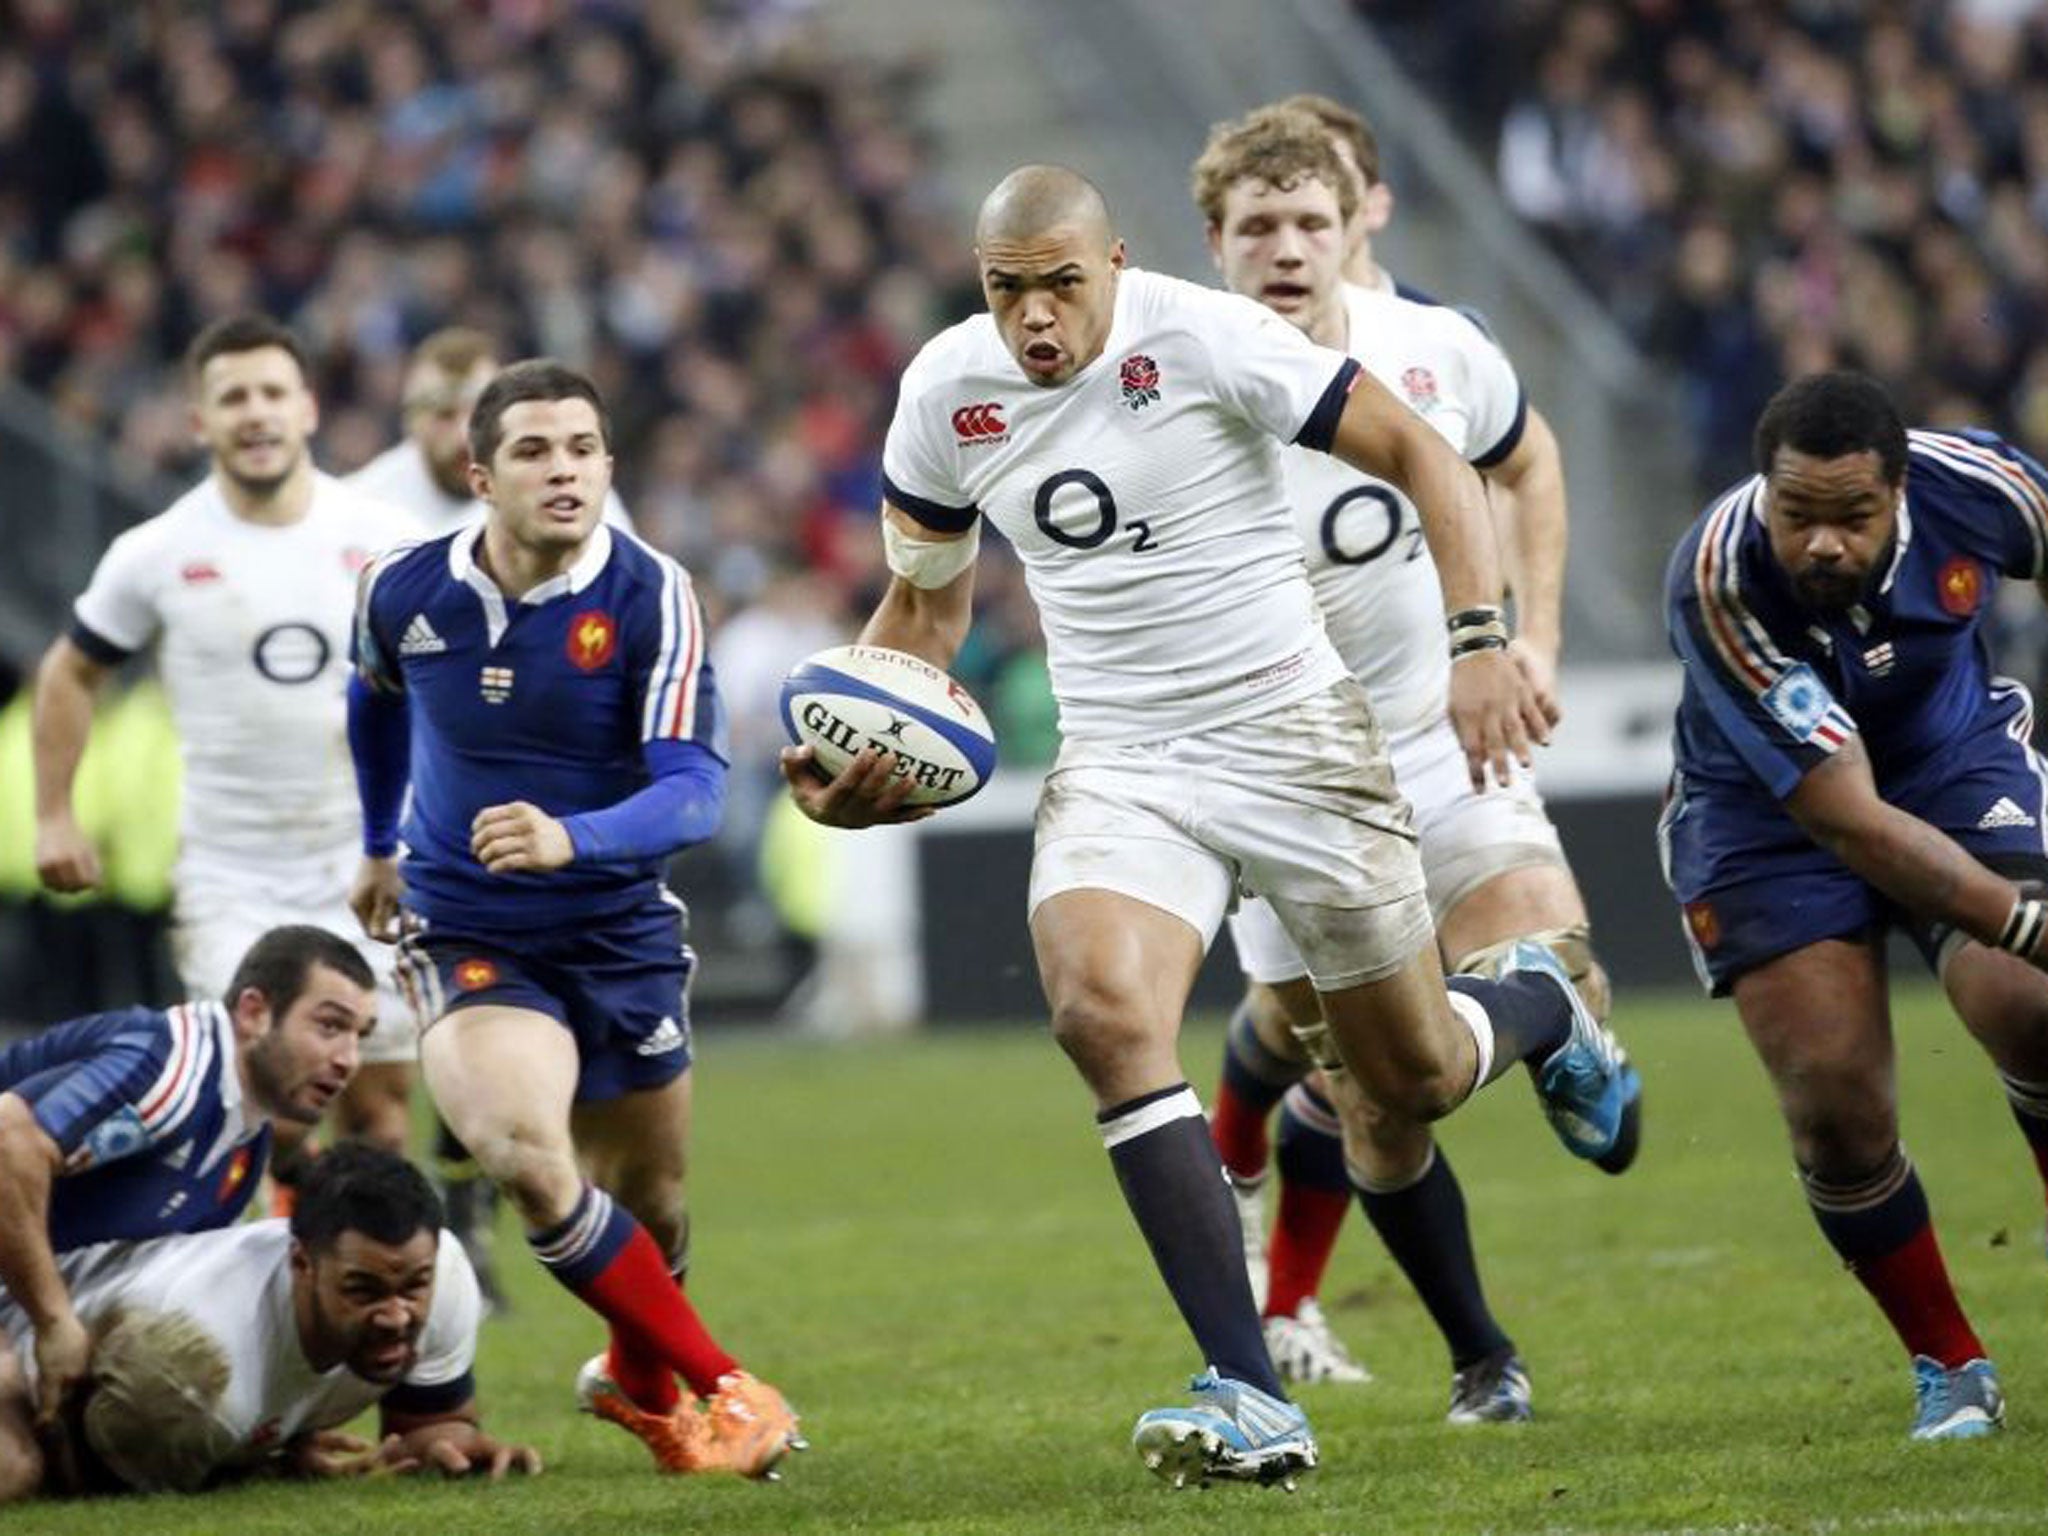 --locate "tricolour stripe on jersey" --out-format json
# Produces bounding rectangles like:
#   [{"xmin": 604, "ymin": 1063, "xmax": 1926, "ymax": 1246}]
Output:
[
  {"xmin": 1691, "ymin": 479, "xmax": 1854, "ymax": 752},
  {"xmin": 135, "ymin": 1004, "xmax": 210, "ymax": 1137},
  {"xmin": 353, "ymin": 541, "xmax": 421, "ymax": 692},
  {"xmin": 1909, "ymin": 430, "xmax": 2048, "ymax": 576},
  {"xmin": 642, "ymin": 556, "xmax": 706, "ymax": 743}
]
